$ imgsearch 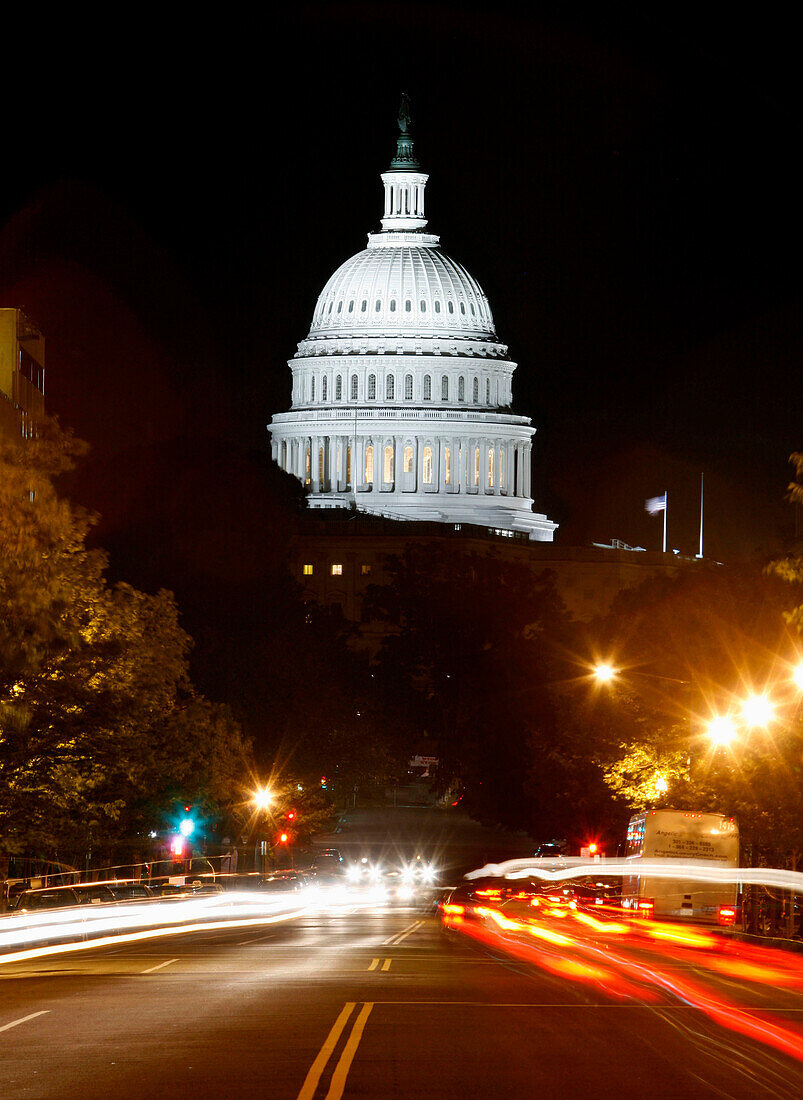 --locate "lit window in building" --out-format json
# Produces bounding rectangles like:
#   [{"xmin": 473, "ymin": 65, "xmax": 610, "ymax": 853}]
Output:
[
  {"xmin": 368, "ymin": 374, "xmax": 376, "ymax": 400},
  {"xmin": 458, "ymin": 376, "xmax": 465, "ymax": 402},
  {"xmin": 305, "ymin": 448, "xmax": 311, "ymax": 486},
  {"xmin": 335, "ymin": 375, "xmax": 342, "ymax": 400},
  {"xmin": 351, "ymin": 375, "xmax": 358, "ymax": 400},
  {"xmin": 405, "ymin": 374, "xmax": 413, "ymax": 400},
  {"xmin": 322, "ymin": 376, "xmax": 328, "ymax": 401},
  {"xmin": 346, "ymin": 446, "xmax": 352, "ymax": 486},
  {"xmin": 444, "ymin": 446, "xmax": 451, "ymax": 485},
  {"xmin": 473, "ymin": 377, "xmax": 479, "ymax": 403},
  {"xmin": 423, "ymin": 446, "xmax": 433, "ymax": 484},
  {"xmin": 488, "ymin": 447, "xmax": 494, "ymax": 488},
  {"xmin": 386, "ymin": 374, "xmax": 394, "ymax": 400},
  {"xmin": 404, "ymin": 445, "xmax": 414, "ymax": 473},
  {"xmin": 303, "ymin": 563, "xmax": 314, "ymax": 575},
  {"xmin": 423, "ymin": 375, "xmax": 431, "ymax": 400},
  {"xmin": 384, "ymin": 444, "xmax": 394, "ymax": 482},
  {"xmin": 361, "ymin": 563, "xmax": 372, "ymax": 575},
  {"xmin": 365, "ymin": 445, "xmax": 374, "ymax": 483},
  {"xmin": 331, "ymin": 563, "xmax": 343, "ymax": 576},
  {"xmin": 499, "ymin": 448, "xmax": 505, "ymax": 488},
  {"xmin": 474, "ymin": 447, "xmax": 480, "ymax": 486},
  {"xmin": 319, "ymin": 446, "xmax": 325, "ymax": 483},
  {"xmin": 441, "ymin": 376, "xmax": 449, "ymax": 401}
]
